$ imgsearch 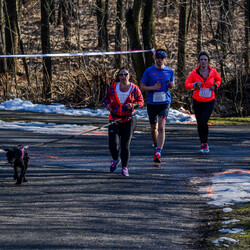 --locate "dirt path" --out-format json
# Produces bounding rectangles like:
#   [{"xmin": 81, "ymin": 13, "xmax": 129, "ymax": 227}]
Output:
[{"xmin": 0, "ymin": 111, "xmax": 249, "ymax": 249}]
